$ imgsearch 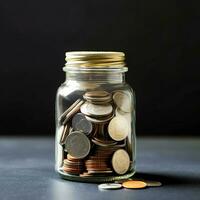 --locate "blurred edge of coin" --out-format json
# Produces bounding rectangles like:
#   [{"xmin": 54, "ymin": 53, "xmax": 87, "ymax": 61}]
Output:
[{"xmin": 145, "ymin": 181, "xmax": 162, "ymax": 187}]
